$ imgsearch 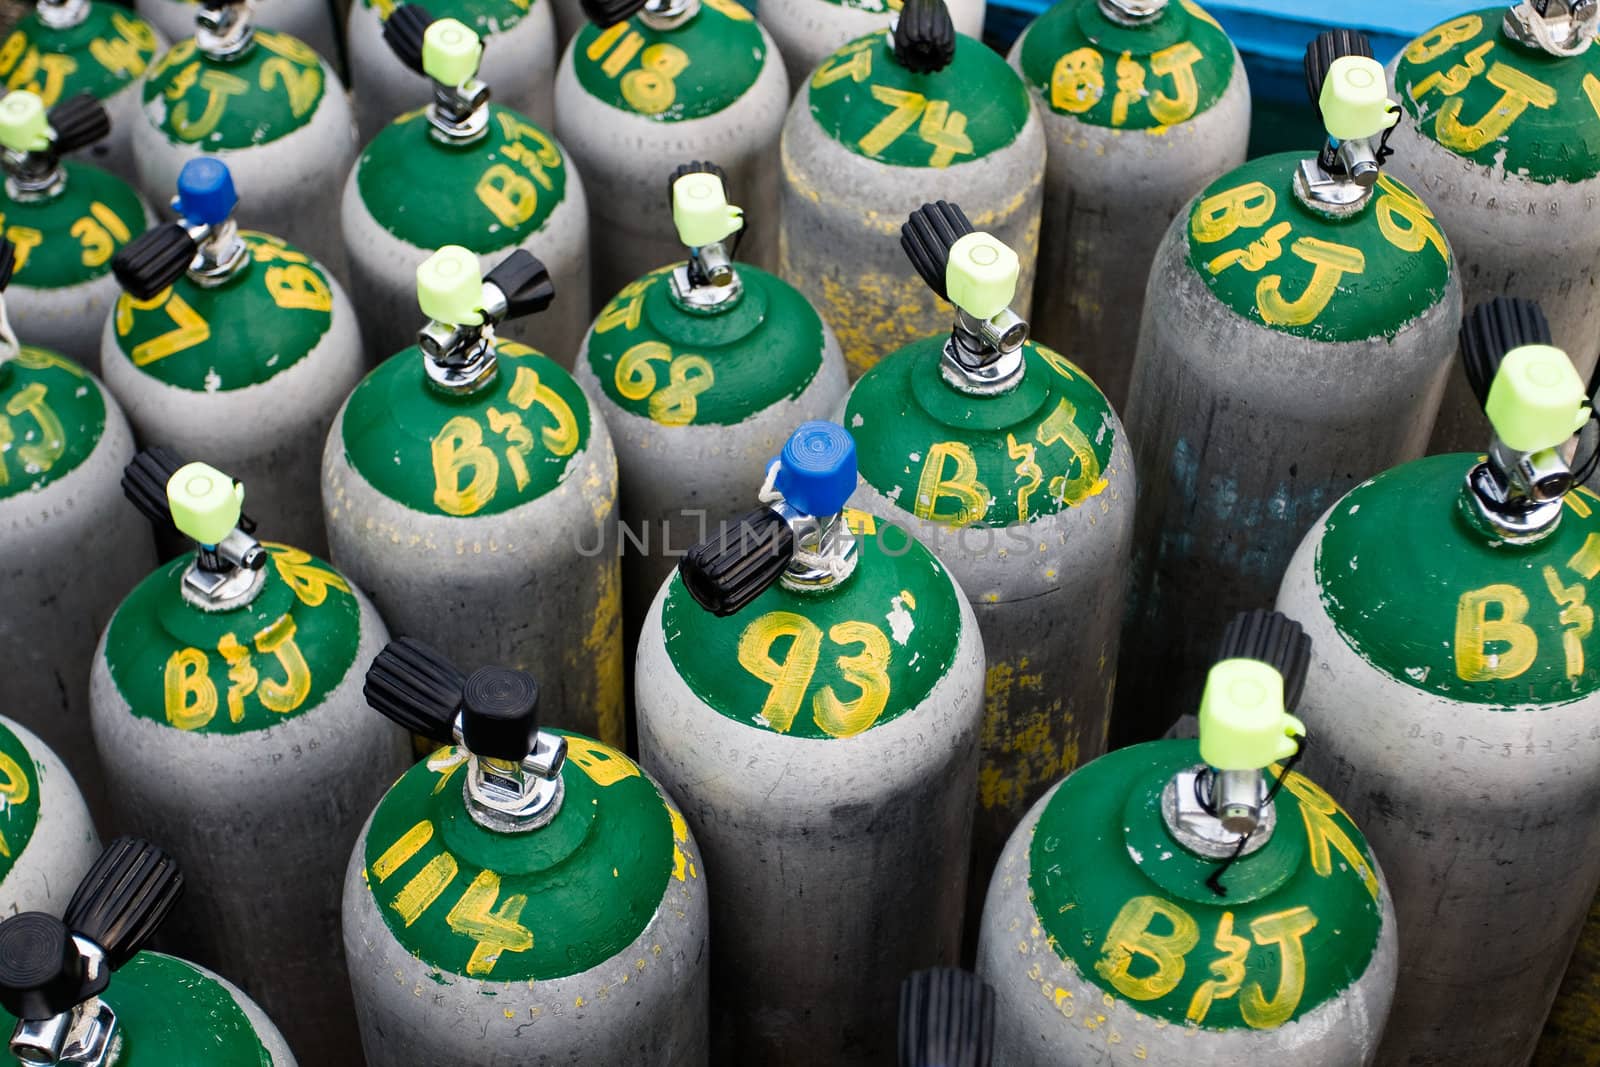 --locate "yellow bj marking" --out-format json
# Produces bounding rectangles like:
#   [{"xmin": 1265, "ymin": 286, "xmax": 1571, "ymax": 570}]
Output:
[
  {"xmin": 476, "ymin": 164, "xmax": 541, "ymax": 228},
  {"xmin": 1454, "ymin": 583, "xmax": 1538, "ymax": 681},
  {"xmin": 169, "ymin": 68, "xmax": 249, "ymax": 141},
  {"xmin": 1094, "ymin": 896, "xmax": 1199, "ymax": 1001},
  {"xmin": 163, "ymin": 647, "xmax": 217, "ymax": 730},
  {"xmin": 263, "ymin": 265, "xmax": 332, "ymax": 312},
  {"xmin": 431, "ymin": 415, "xmax": 499, "ymax": 516},
  {"xmin": 1542, "ymin": 566, "xmax": 1593, "ymax": 680},
  {"xmin": 253, "ymin": 614, "xmax": 311, "ymax": 713},
  {"xmin": 1432, "ymin": 63, "xmax": 1556, "ymax": 153},
  {"xmin": 915, "ymin": 441, "xmax": 988, "ymax": 525},
  {"xmin": 1037, "ymin": 398, "xmax": 1107, "ymax": 505},
  {"xmin": 1148, "ymin": 41, "xmax": 1203, "ymax": 126},
  {"xmin": 1410, "ymin": 40, "xmax": 1493, "ymax": 100},
  {"xmin": 4, "ymin": 383, "xmax": 63, "ymax": 475},
  {"xmin": 1185, "ymin": 911, "xmax": 1249, "ymax": 1024},
  {"xmin": 1256, "ymin": 238, "xmax": 1365, "ymax": 327},
  {"xmin": 506, "ymin": 362, "xmax": 579, "ymax": 456},
  {"xmin": 1191, "ymin": 182, "xmax": 1274, "ymax": 244},
  {"xmin": 1007, "ymin": 433, "xmax": 1043, "ymax": 523},
  {"xmin": 1239, "ymin": 907, "xmax": 1318, "ymax": 1029},
  {"xmin": 217, "ymin": 632, "xmax": 258, "ymax": 723},
  {"xmin": 0, "ymin": 45, "xmax": 74, "ymax": 107}
]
